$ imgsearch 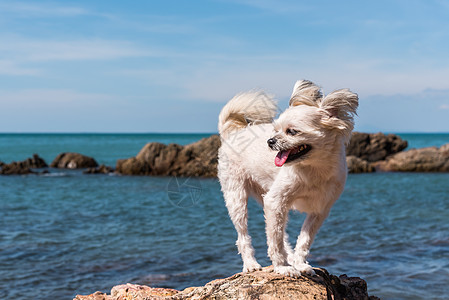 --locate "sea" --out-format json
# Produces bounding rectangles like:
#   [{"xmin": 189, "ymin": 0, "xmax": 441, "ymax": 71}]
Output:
[{"xmin": 0, "ymin": 133, "xmax": 448, "ymax": 300}]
